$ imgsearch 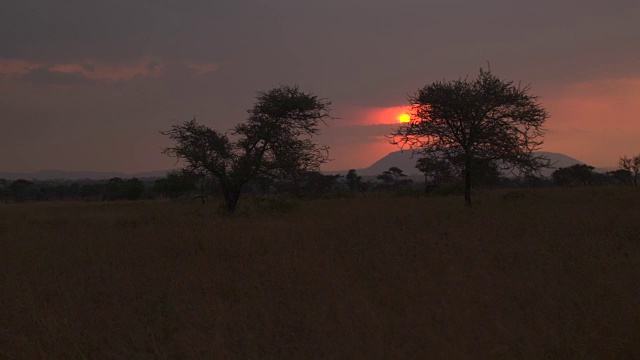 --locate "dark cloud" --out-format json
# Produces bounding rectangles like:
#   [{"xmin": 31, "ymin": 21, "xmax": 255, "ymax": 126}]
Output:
[
  {"xmin": 81, "ymin": 63, "xmax": 96, "ymax": 72},
  {"xmin": 2, "ymin": 1, "xmax": 638, "ymax": 89}
]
